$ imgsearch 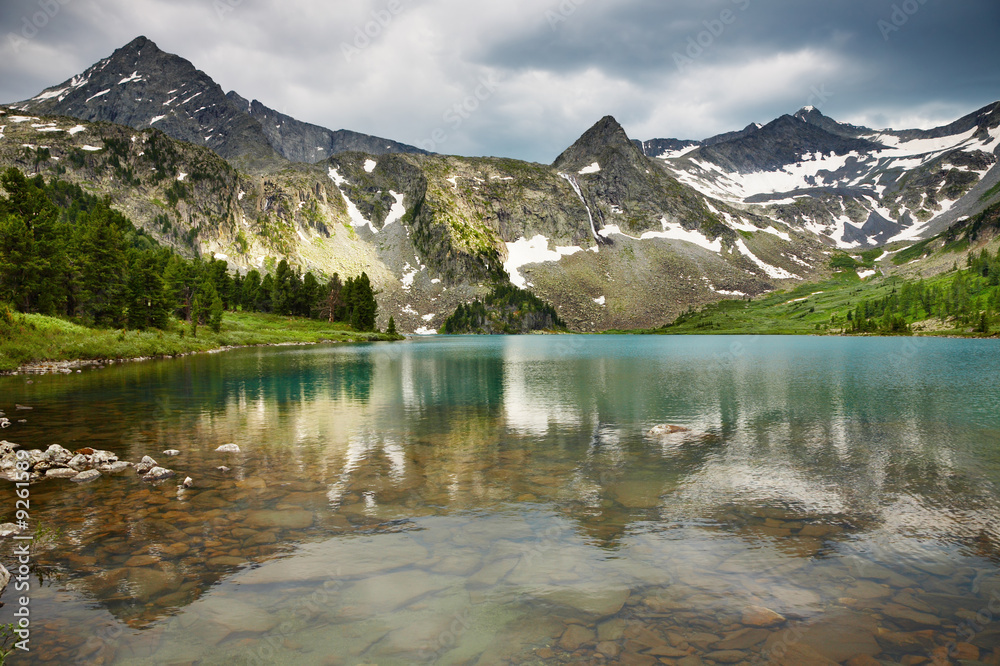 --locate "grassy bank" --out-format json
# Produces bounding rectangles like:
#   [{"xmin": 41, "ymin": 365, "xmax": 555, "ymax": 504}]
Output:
[
  {"xmin": 0, "ymin": 311, "xmax": 403, "ymax": 372},
  {"xmin": 608, "ymin": 268, "xmax": 1000, "ymax": 337}
]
